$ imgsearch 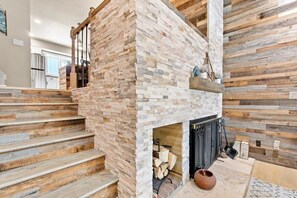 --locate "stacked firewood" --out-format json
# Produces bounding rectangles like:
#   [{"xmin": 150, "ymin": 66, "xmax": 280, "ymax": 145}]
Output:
[{"xmin": 153, "ymin": 145, "xmax": 177, "ymax": 180}]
